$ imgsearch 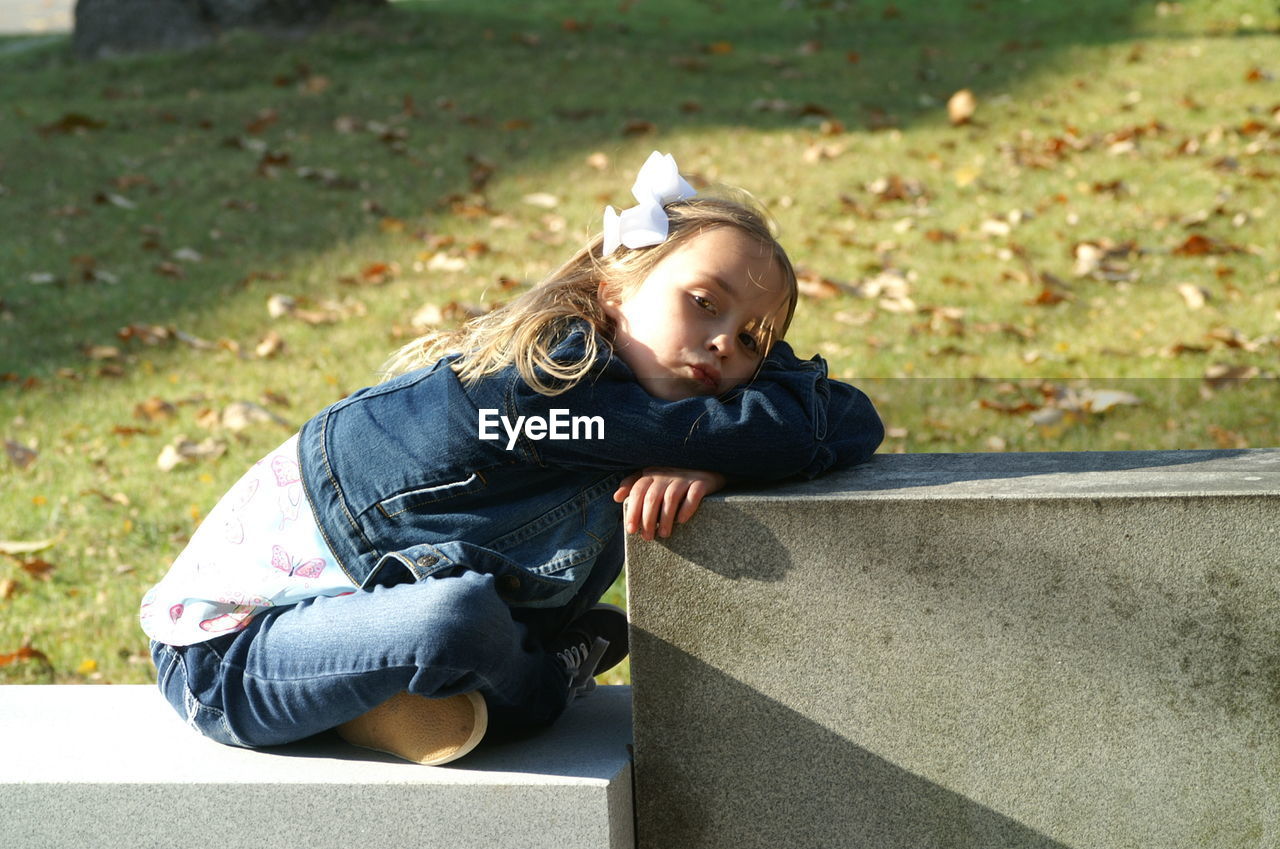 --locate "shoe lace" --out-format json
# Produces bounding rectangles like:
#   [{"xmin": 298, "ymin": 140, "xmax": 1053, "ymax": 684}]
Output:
[{"xmin": 557, "ymin": 636, "xmax": 610, "ymax": 700}]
